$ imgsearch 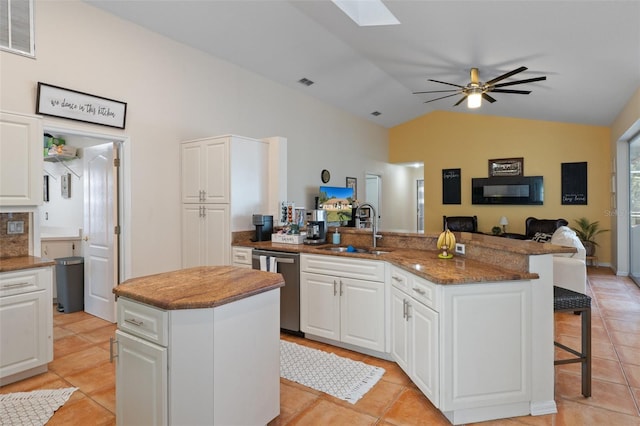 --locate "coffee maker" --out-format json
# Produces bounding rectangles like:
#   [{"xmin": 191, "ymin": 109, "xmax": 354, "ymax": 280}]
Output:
[
  {"xmin": 252, "ymin": 214, "xmax": 273, "ymax": 242},
  {"xmin": 304, "ymin": 209, "xmax": 327, "ymax": 245}
]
